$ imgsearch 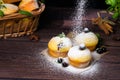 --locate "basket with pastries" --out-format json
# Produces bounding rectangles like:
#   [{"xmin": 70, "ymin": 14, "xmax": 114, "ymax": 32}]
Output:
[{"xmin": 0, "ymin": 0, "xmax": 45, "ymax": 39}]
